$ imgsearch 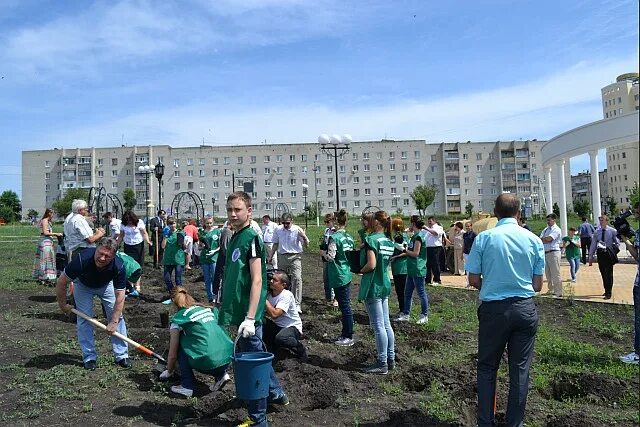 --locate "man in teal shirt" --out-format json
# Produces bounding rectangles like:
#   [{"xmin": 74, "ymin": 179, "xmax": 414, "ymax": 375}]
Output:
[{"xmin": 466, "ymin": 194, "xmax": 544, "ymax": 427}]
